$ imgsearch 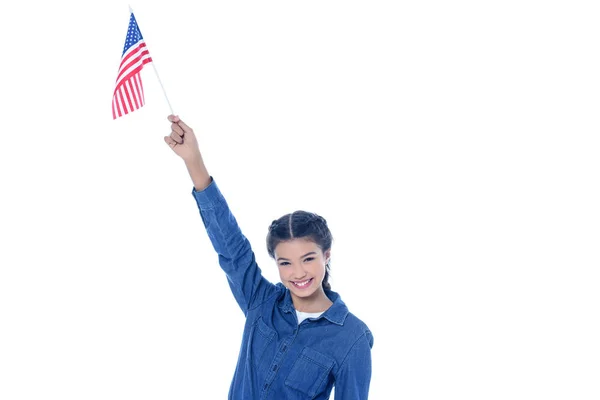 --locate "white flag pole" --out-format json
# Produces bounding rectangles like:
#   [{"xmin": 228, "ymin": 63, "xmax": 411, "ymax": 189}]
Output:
[{"xmin": 130, "ymin": 5, "xmax": 175, "ymax": 115}]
